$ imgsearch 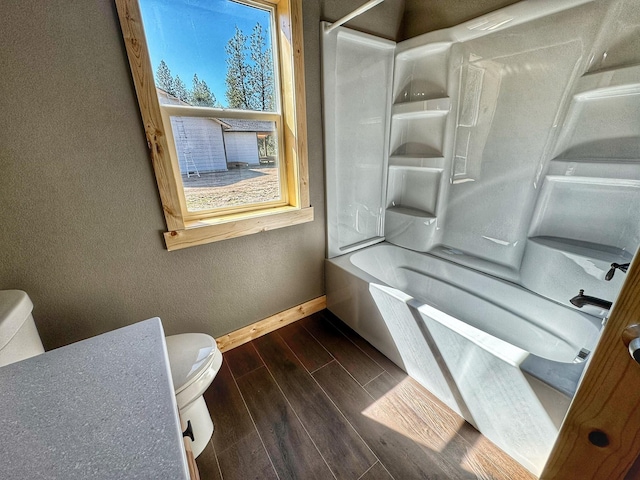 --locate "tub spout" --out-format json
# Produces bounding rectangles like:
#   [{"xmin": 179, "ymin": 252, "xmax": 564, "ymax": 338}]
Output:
[
  {"xmin": 570, "ymin": 289, "xmax": 612, "ymax": 310},
  {"xmin": 605, "ymin": 262, "xmax": 630, "ymax": 281}
]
